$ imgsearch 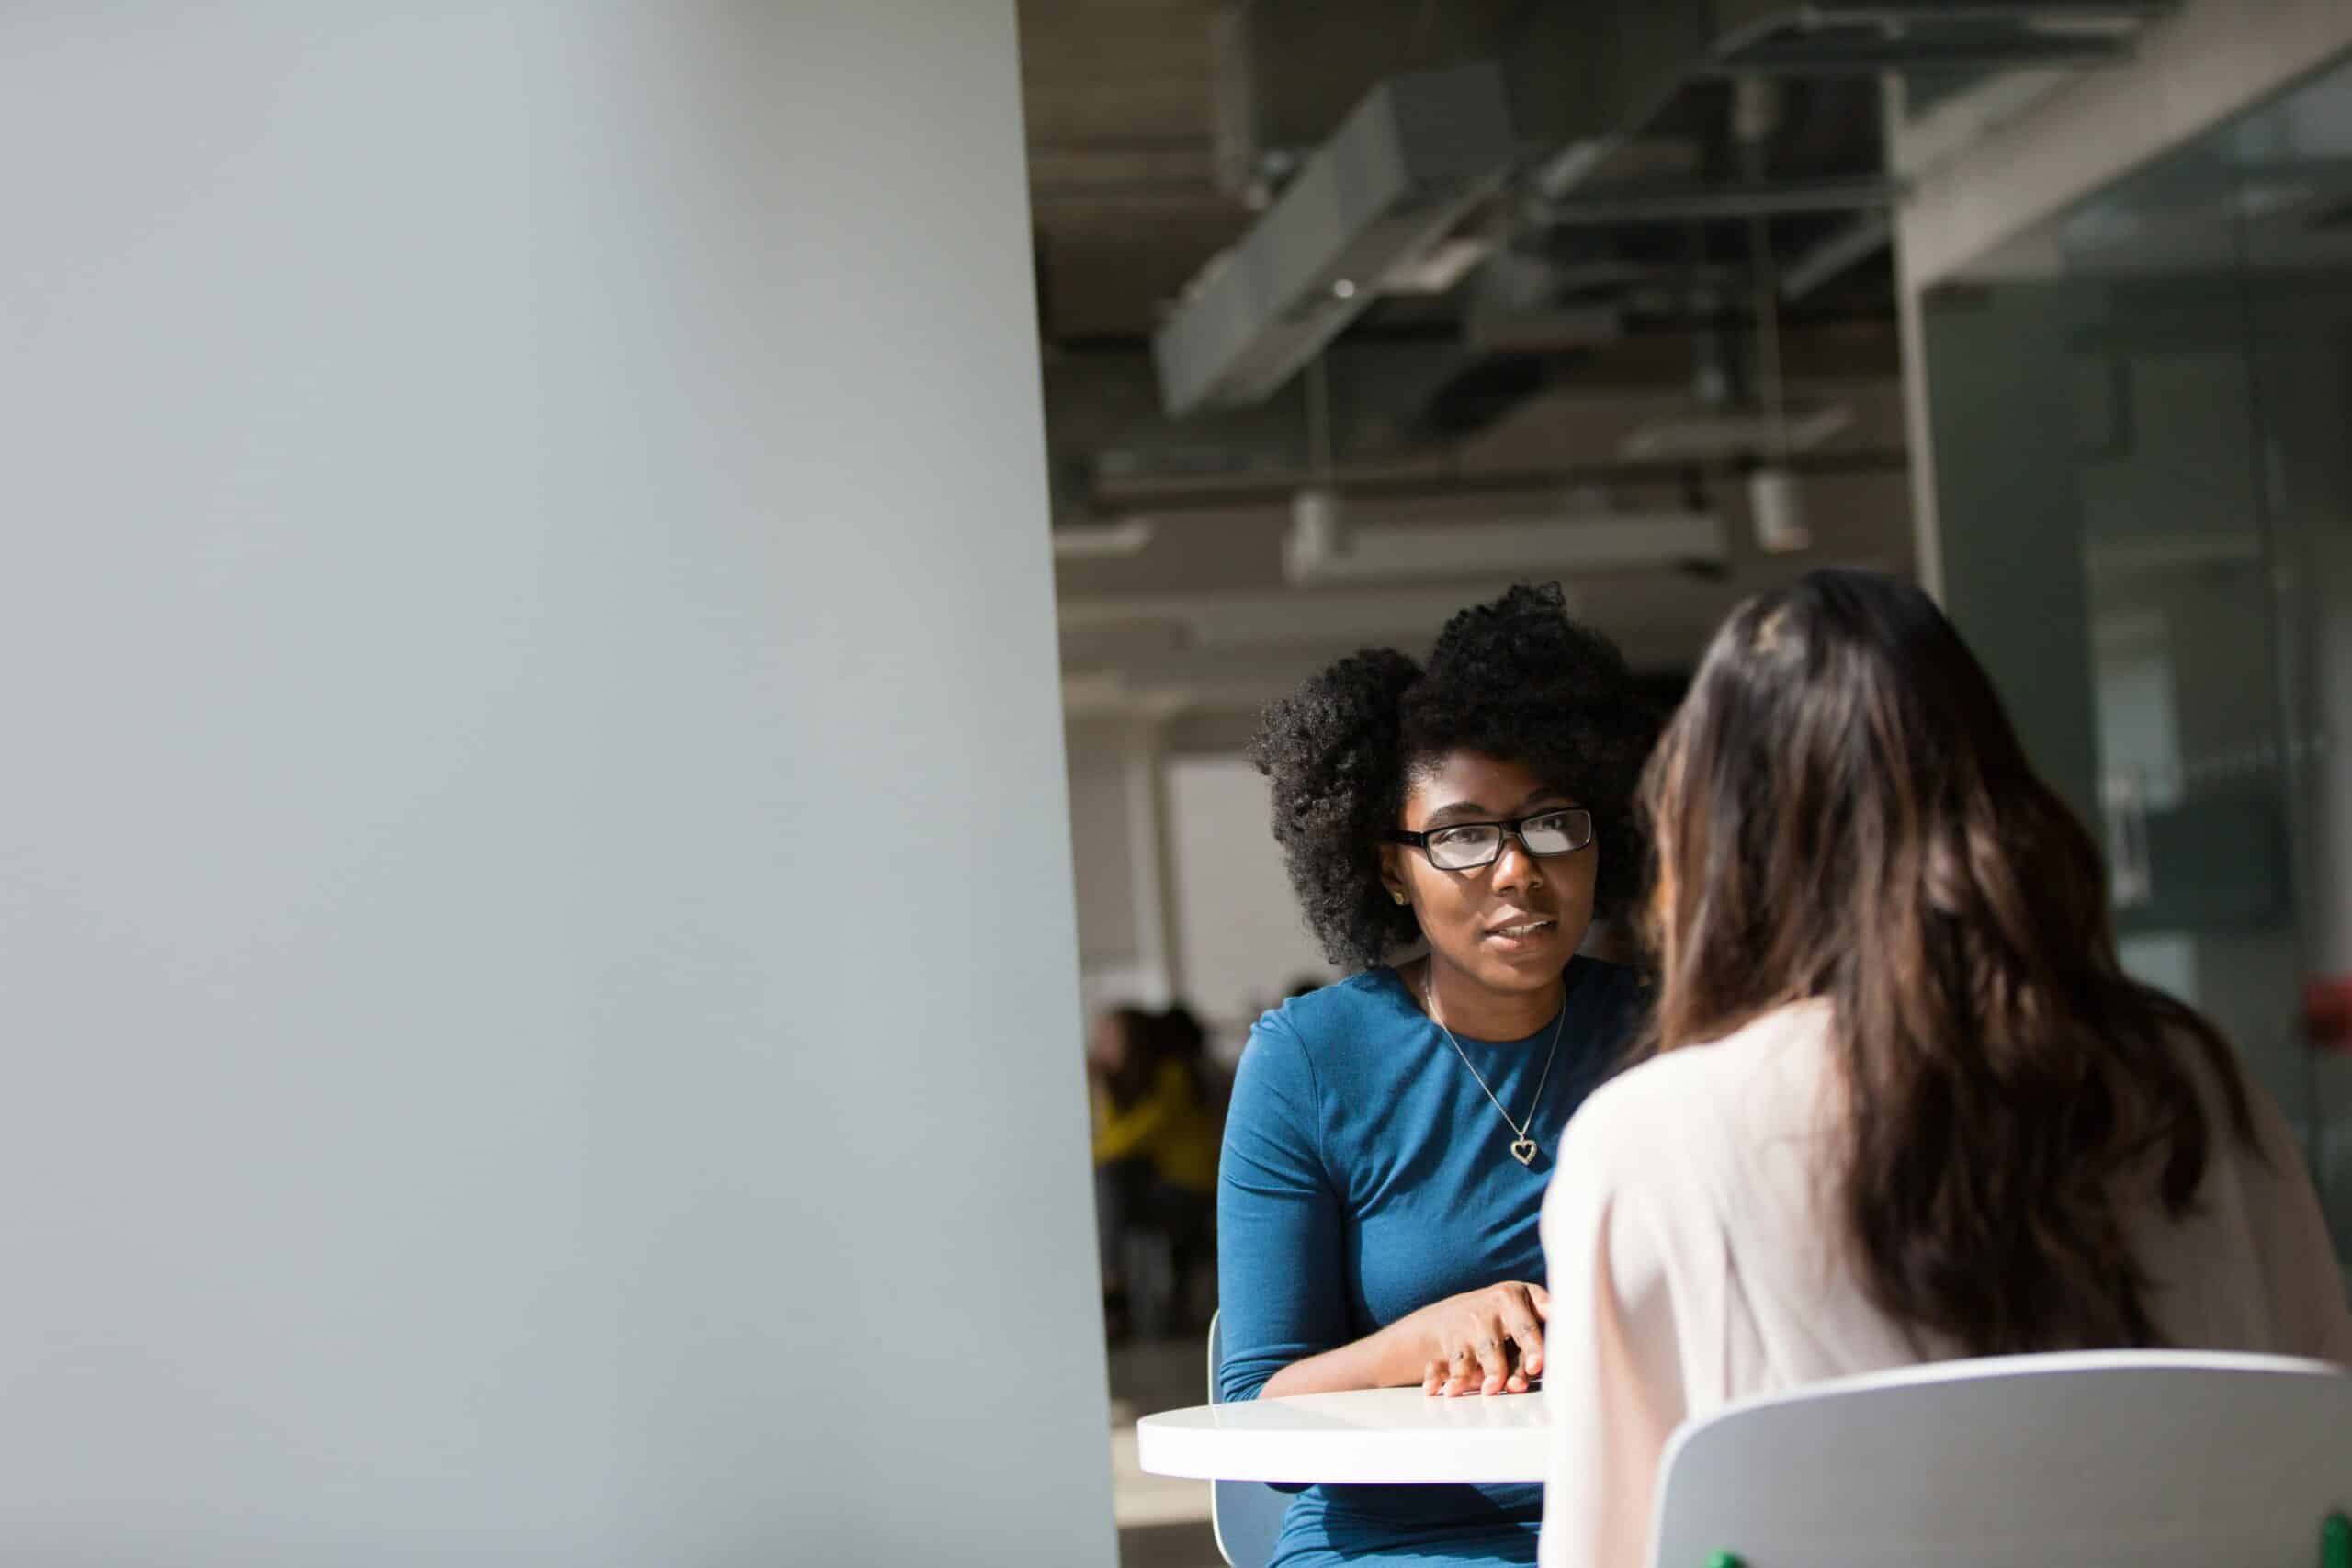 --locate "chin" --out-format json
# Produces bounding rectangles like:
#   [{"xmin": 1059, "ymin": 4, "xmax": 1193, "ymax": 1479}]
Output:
[{"xmin": 1475, "ymin": 938, "xmax": 1575, "ymax": 985}]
